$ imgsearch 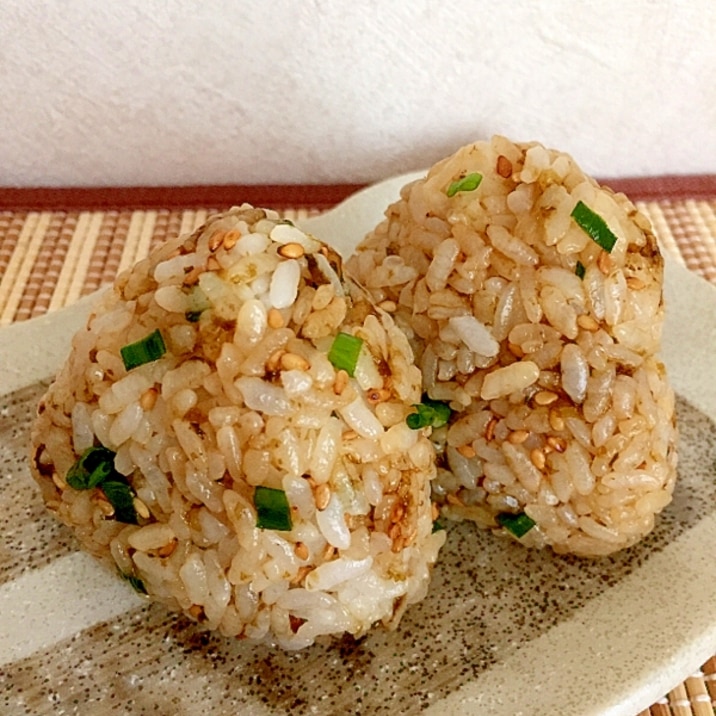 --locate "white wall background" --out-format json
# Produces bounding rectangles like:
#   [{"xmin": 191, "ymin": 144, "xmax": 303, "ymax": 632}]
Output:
[{"xmin": 1, "ymin": 1, "xmax": 714, "ymax": 187}]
